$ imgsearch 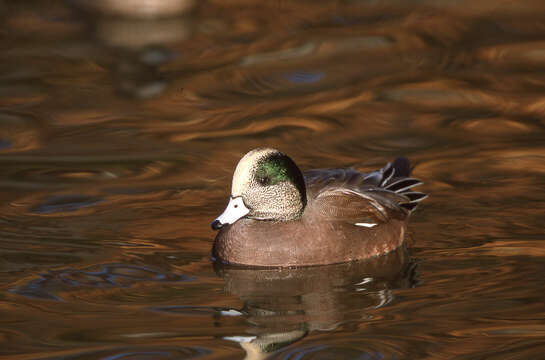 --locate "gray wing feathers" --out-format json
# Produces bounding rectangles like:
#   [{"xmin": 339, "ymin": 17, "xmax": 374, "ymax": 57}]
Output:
[{"xmin": 305, "ymin": 158, "xmax": 427, "ymax": 214}]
